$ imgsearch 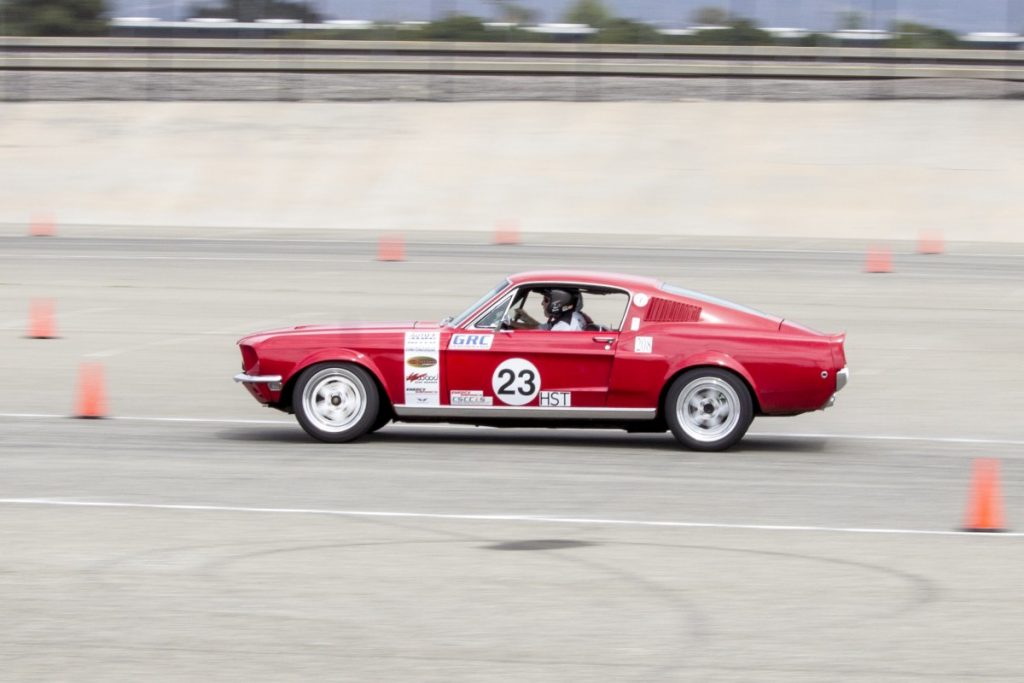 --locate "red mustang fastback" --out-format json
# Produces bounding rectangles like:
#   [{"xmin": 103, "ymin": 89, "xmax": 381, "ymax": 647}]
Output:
[{"xmin": 234, "ymin": 270, "xmax": 847, "ymax": 451}]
